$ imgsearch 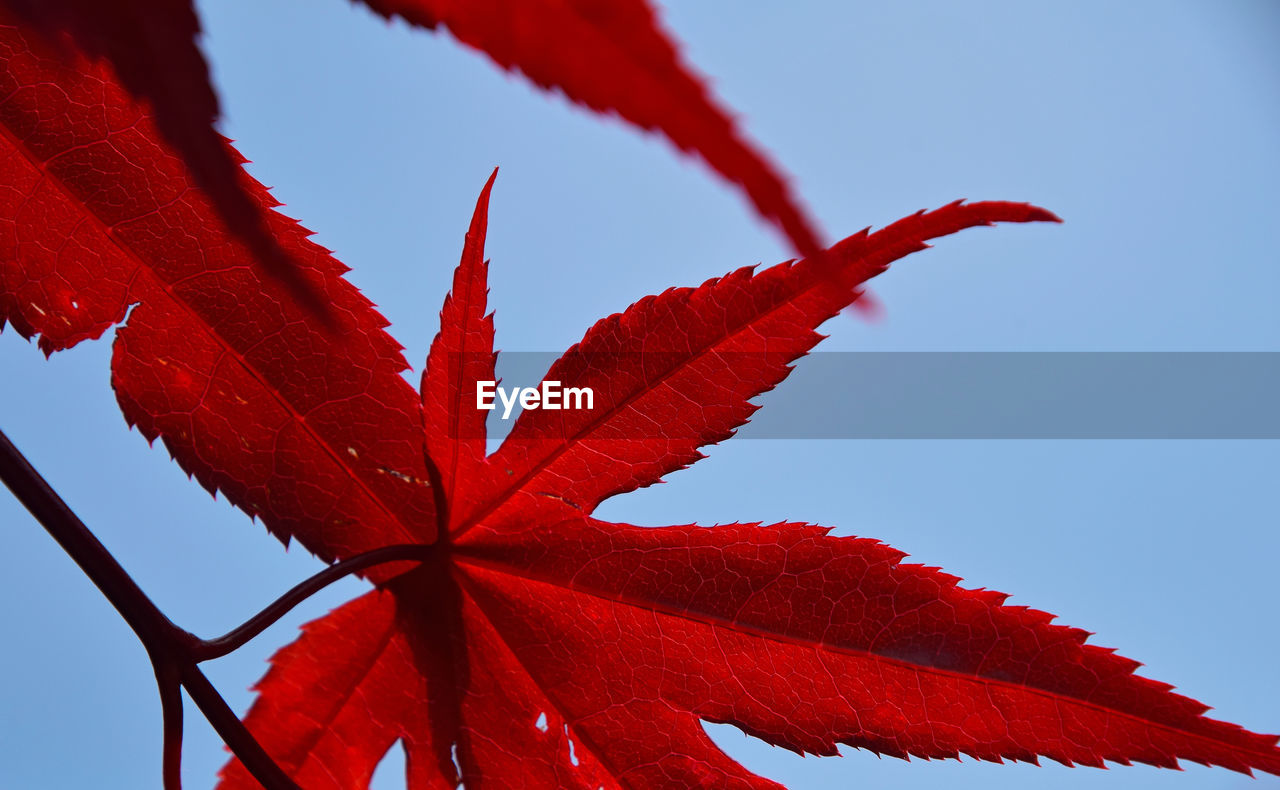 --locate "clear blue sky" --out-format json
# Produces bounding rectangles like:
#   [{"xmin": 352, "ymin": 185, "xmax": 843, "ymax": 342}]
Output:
[{"xmin": 1, "ymin": 2, "xmax": 1277, "ymax": 788}]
